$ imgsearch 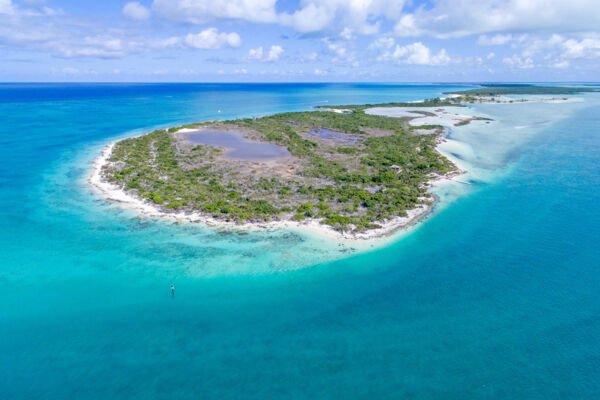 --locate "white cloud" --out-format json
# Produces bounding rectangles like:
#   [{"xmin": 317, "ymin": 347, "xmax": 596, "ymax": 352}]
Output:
[
  {"xmin": 47, "ymin": 28, "xmax": 242, "ymax": 59},
  {"xmin": 0, "ymin": 0, "xmax": 60, "ymax": 16},
  {"xmin": 280, "ymin": 0, "xmax": 405, "ymax": 34},
  {"xmin": 3, "ymin": 0, "xmax": 600, "ymax": 78},
  {"xmin": 369, "ymin": 37, "xmax": 395, "ymax": 50},
  {"xmin": 248, "ymin": 45, "xmax": 284, "ymax": 61},
  {"xmin": 505, "ymin": 33, "xmax": 600, "ymax": 69},
  {"xmin": 248, "ymin": 47, "xmax": 263, "ymax": 59},
  {"xmin": 152, "ymin": 0, "xmax": 278, "ymax": 24},
  {"xmin": 323, "ymin": 38, "xmax": 357, "ymax": 63},
  {"xmin": 123, "ymin": 2, "xmax": 150, "ymax": 21},
  {"xmin": 327, "ymin": 41, "xmax": 347, "ymax": 59},
  {"xmin": 502, "ymin": 55, "xmax": 535, "ymax": 69},
  {"xmin": 184, "ymin": 28, "xmax": 241, "ymax": 49},
  {"xmin": 153, "ymin": 0, "xmax": 405, "ymax": 36},
  {"xmin": 267, "ymin": 45, "xmax": 284, "ymax": 61},
  {"xmin": 552, "ymin": 60, "xmax": 570, "ymax": 69},
  {"xmin": 279, "ymin": 3, "xmax": 332, "ymax": 32},
  {"xmin": 478, "ymin": 34, "xmax": 512, "ymax": 46},
  {"xmin": 340, "ymin": 27, "xmax": 353, "ymax": 40},
  {"xmin": 379, "ymin": 42, "xmax": 451, "ymax": 66},
  {"xmin": 0, "ymin": 0, "xmax": 14, "ymax": 14},
  {"xmin": 54, "ymin": 36, "xmax": 128, "ymax": 58},
  {"xmin": 395, "ymin": 0, "xmax": 600, "ymax": 38},
  {"xmin": 560, "ymin": 37, "xmax": 600, "ymax": 59},
  {"xmin": 0, "ymin": 5, "xmax": 241, "ymax": 59},
  {"xmin": 0, "ymin": 11, "xmax": 130, "ymax": 58},
  {"xmin": 0, "ymin": 2, "xmax": 126, "ymax": 58},
  {"xmin": 521, "ymin": 34, "xmax": 566, "ymax": 58},
  {"xmin": 394, "ymin": 14, "xmax": 423, "ymax": 37}
]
